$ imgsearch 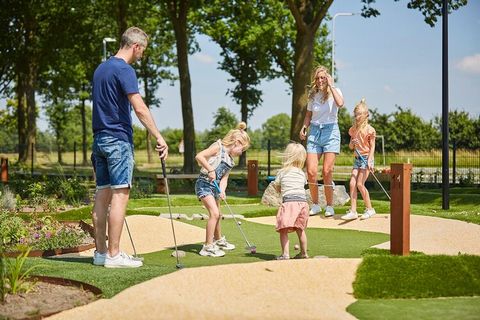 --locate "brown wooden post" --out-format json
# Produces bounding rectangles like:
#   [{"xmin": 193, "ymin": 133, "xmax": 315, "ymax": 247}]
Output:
[
  {"xmin": 247, "ymin": 160, "xmax": 258, "ymax": 196},
  {"xmin": 1, "ymin": 158, "xmax": 8, "ymax": 184},
  {"xmin": 390, "ymin": 163, "xmax": 413, "ymax": 256}
]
